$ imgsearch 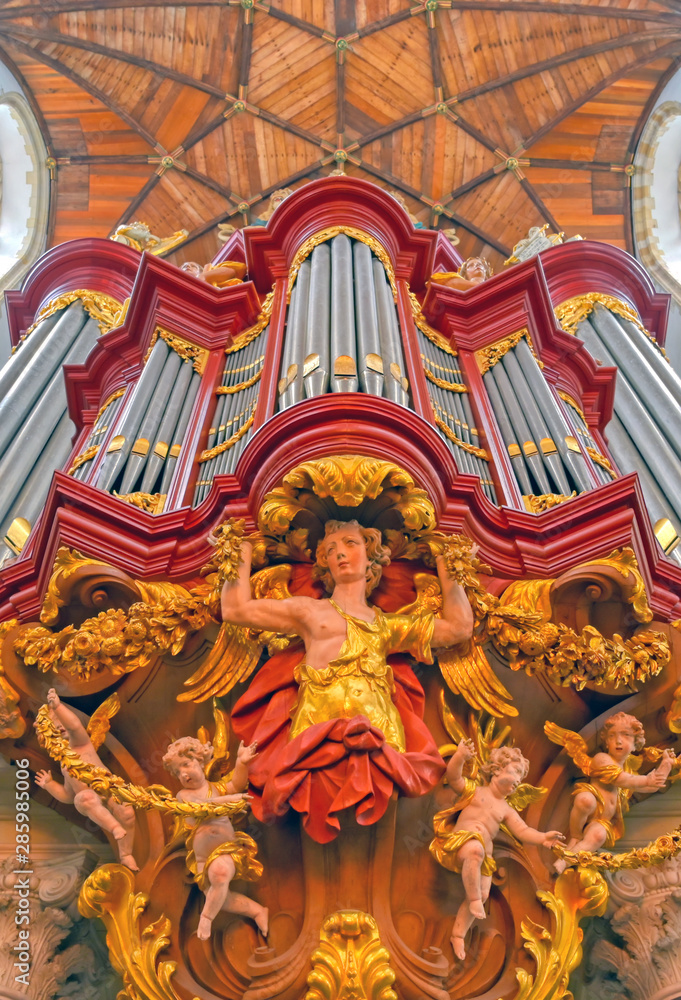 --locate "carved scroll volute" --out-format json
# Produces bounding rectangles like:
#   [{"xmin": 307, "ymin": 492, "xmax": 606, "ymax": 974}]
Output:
[
  {"xmin": 40, "ymin": 548, "xmax": 147, "ymax": 628},
  {"xmin": 549, "ymin": 549, "xmax": 652, "ymax": 639}
]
